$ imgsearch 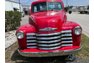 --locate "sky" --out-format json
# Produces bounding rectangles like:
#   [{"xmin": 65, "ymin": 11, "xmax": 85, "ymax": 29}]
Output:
[{"xmin": 14, "ymin": 0, "xmax": 89, "ymax": 6}]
